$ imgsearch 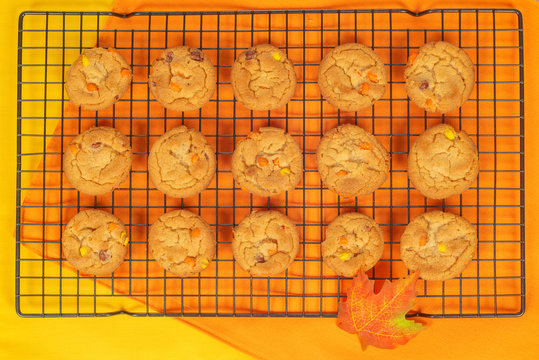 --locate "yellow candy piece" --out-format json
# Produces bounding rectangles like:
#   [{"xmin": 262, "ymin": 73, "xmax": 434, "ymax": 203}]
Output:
[
  {"xmin": 339, "ymin": 252, "xmax": 351, "ymax": 261},
  {"xmin": 120, "ymin": 231, "xmax": 129, "ymax": 246},
  {"xmin": 201, "ymin": 259, "xmax": 209, "ymax": 269},
  {"xmin": 438, "ymin": 244, "xmax": 447, "ymax": 253},
  {"xmin": 280, "ymin": 167, "xmax": 291, "ymax": 176},
  {"xmin": 79, "ymin": 246, "xmax": 88, "ymax": 256},
  {"xmin": 444, "ymin": 127, "xmax": 456, "ymax": 140},
  {"xmin": 82, "ymin": 55, "xmax": 89, "ymax": 67},
  {"xmin": 272, "ymin": 52, "xmax": 282, "ymax": 61}
]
